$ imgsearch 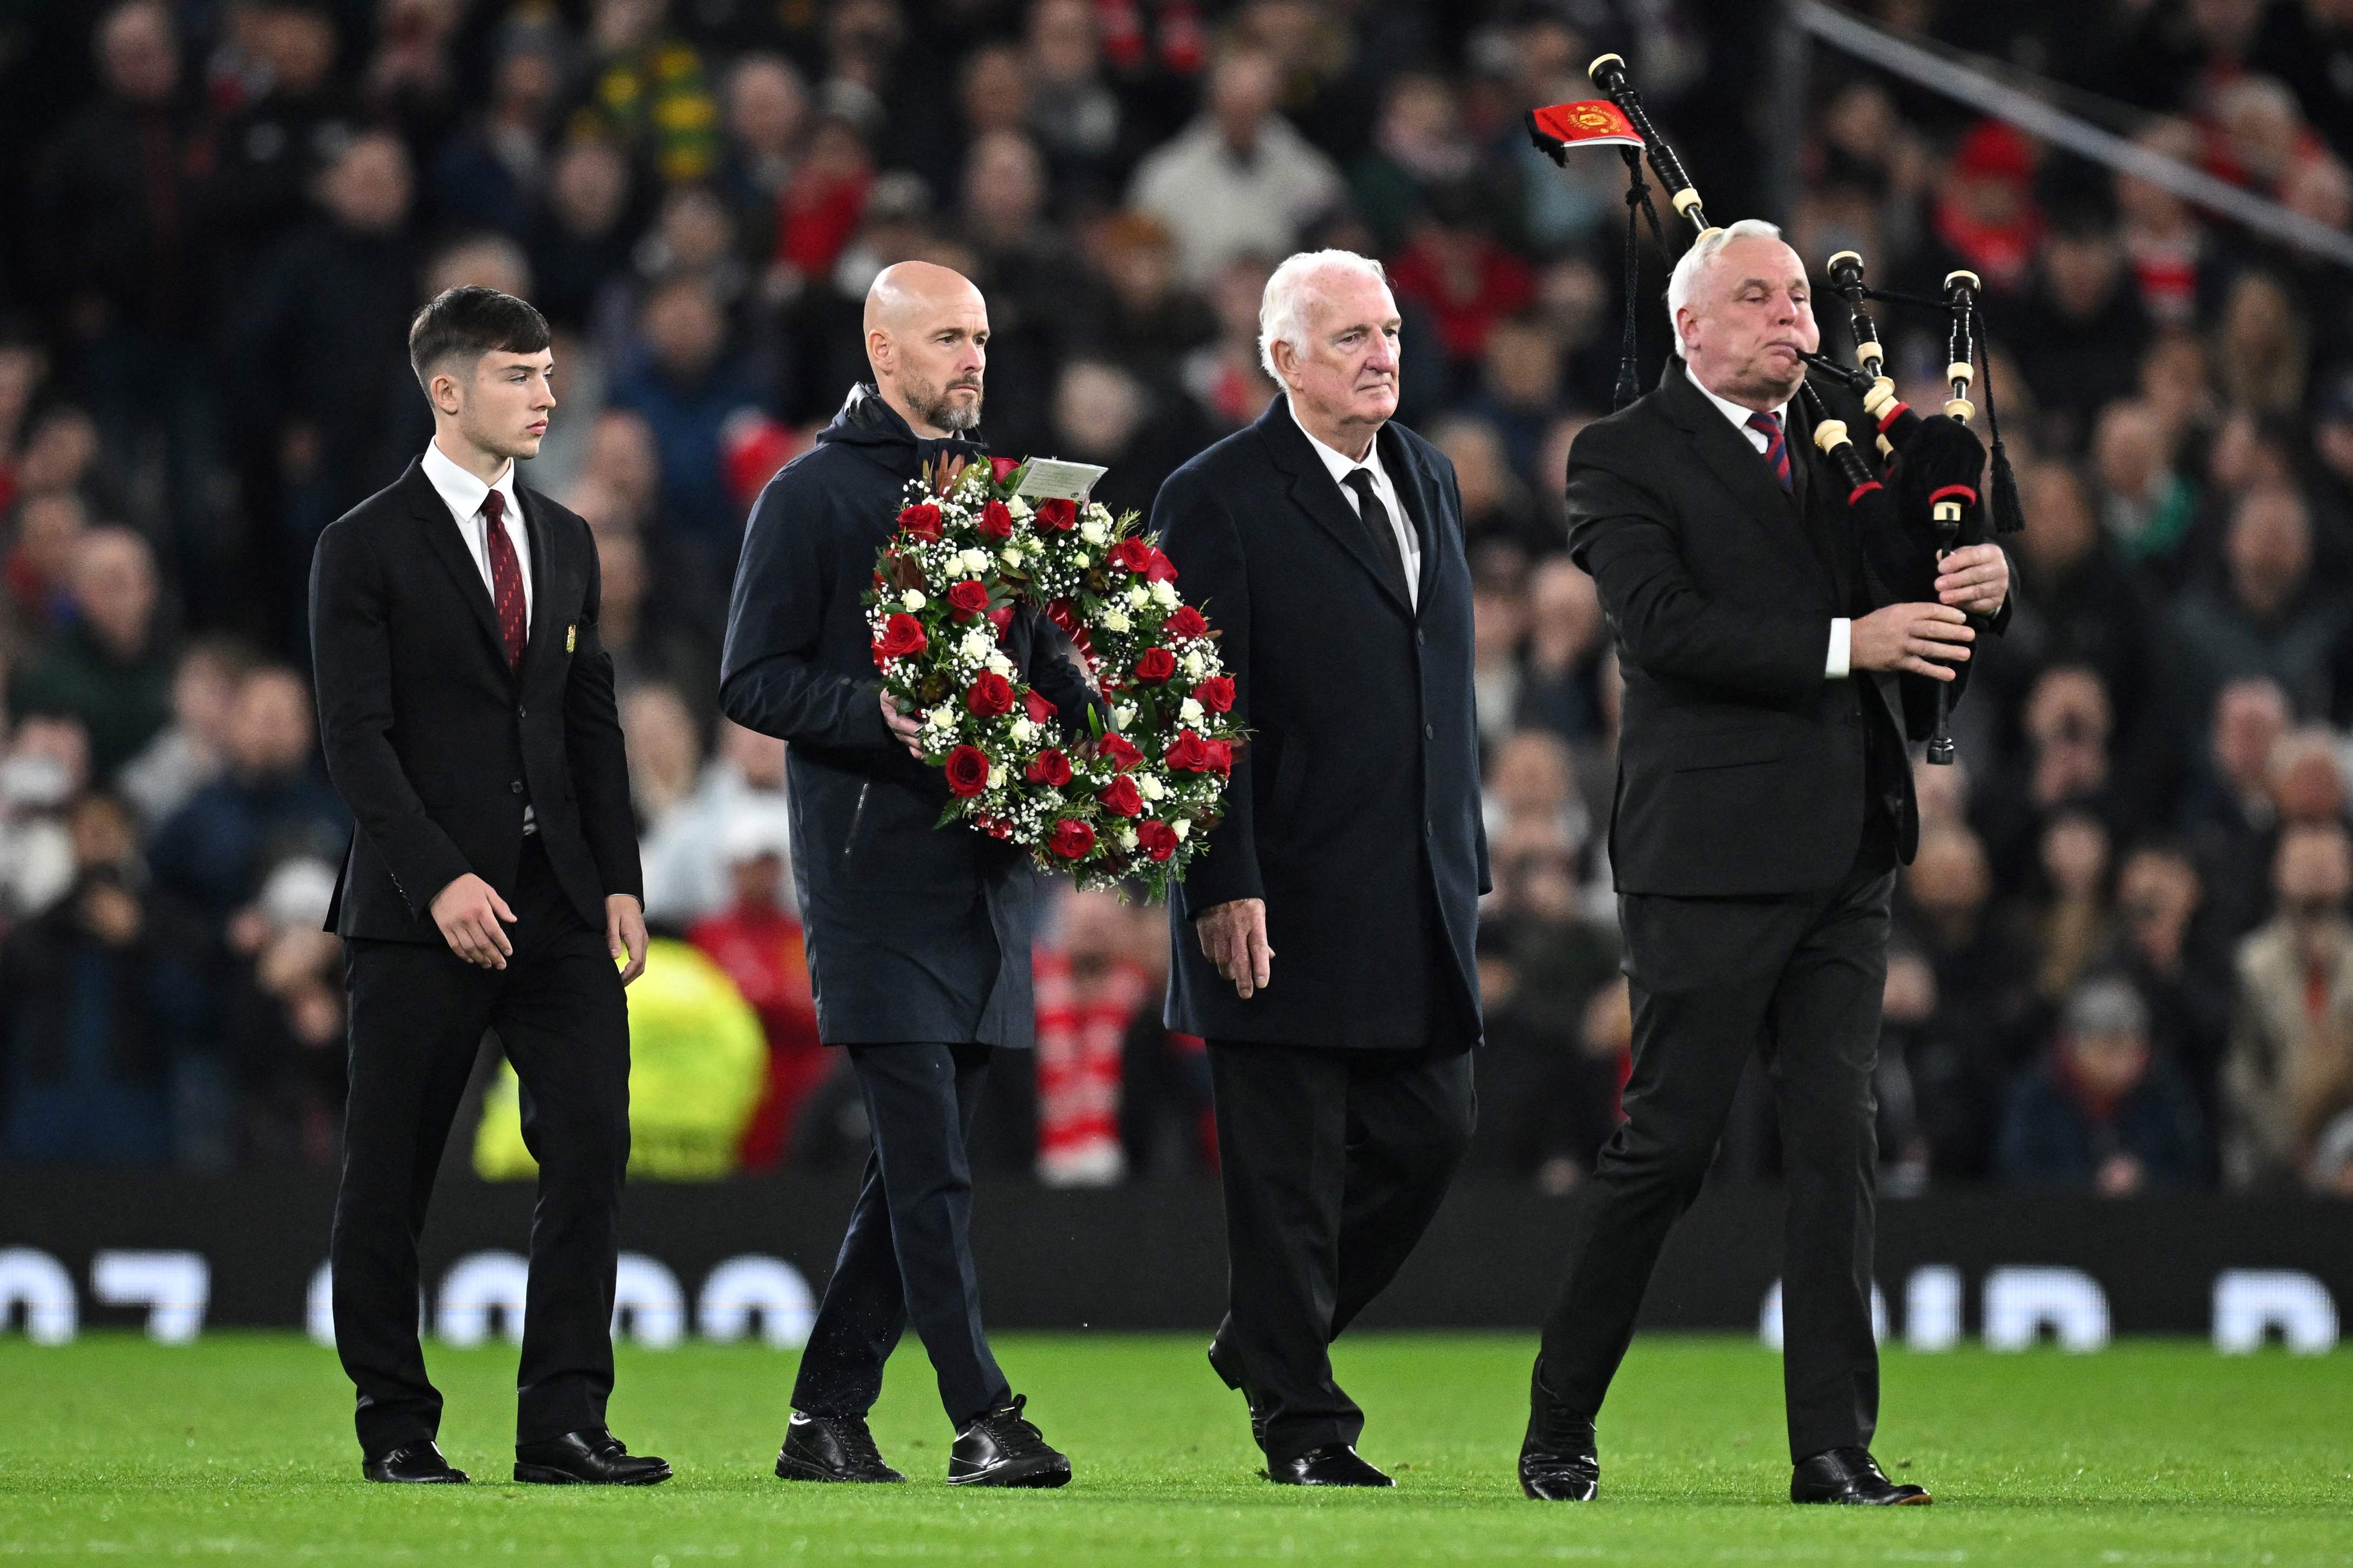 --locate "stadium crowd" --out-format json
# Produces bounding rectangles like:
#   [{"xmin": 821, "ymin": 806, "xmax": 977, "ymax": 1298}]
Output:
[{"xmin": 4, "ymin": 0, "xmax": 2353, "ymax": 1200}]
